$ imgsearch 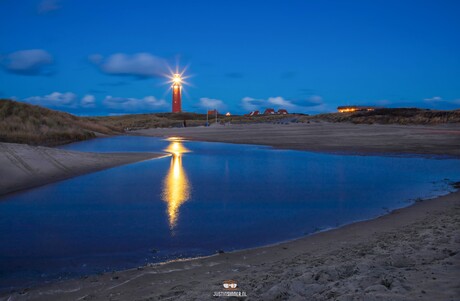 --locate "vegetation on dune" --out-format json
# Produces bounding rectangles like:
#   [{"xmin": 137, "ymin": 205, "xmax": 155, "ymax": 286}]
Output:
[
  {"xmin": 1, "ymin": 99, "xmax": 459, "ymax": 146},
  {"xmin": 0, "ymin": 99, "xmax": 119, "ymax": 146},
  {"xmin": 90, "ymin": 112, "xmax": 301, "ymax": 130},
  {"xmin": 0, "ymin": 99, "xmax": 299, "ymax": 145},
  {"xmin": 304, "ymin": 108, "xmax": 460, "ymax": 125},
  {"xmin": 87, "ymin": 112, "xmax": 208, "ymax": 130}
]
